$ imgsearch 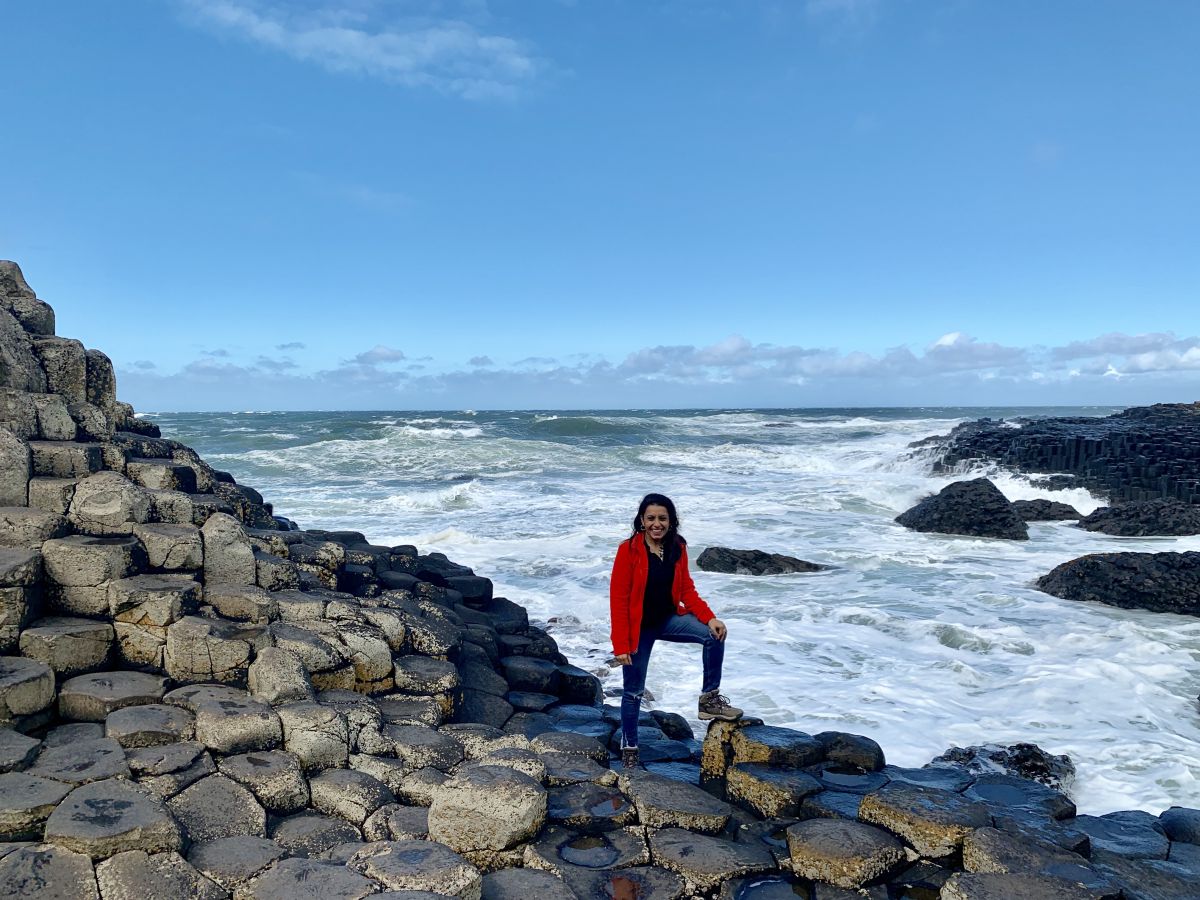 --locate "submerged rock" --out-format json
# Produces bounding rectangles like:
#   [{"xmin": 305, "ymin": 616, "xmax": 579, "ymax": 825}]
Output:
[
  {"xmin": 1011, "ymin": 499, "xmax": 1081, "ymax": 521},
  {"xmin": 930, "ymin": 742, "xmax": 1076, "ymax": 794},
  {"xmin": 1077, "ymin": 499, "xmax": 1200, "ymax": 536},
  {"xmin": 696, "ymin": 547, "xmax": 828, "ymax": 576},
  {"xmin": 1036, "ymin": 551, "xmax": 1200, "ymax": 617},
  {"xmin": 895, "ymin": 478, "xmax": 1029, "ymax": 540}
]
